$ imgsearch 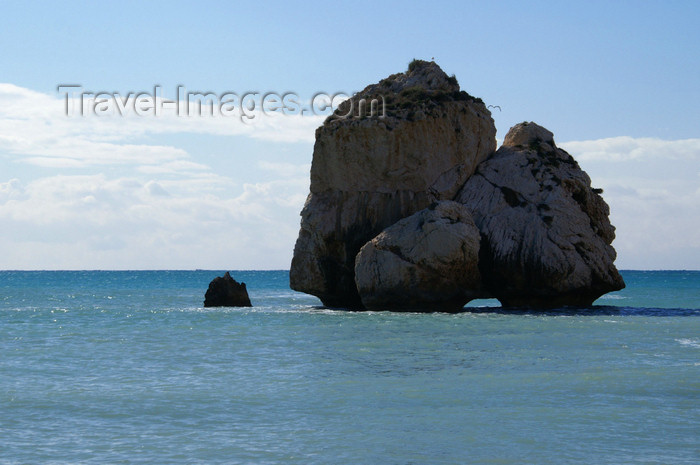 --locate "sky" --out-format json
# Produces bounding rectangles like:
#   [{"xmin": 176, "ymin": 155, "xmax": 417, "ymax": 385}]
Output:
[{"xmin": 0, "ymin": 0, "xmax": 698, "ymax": 270}]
